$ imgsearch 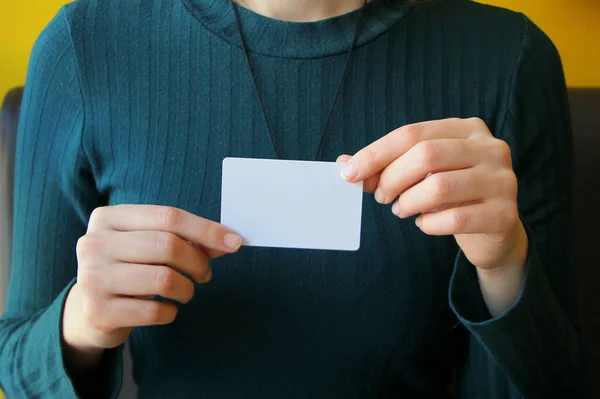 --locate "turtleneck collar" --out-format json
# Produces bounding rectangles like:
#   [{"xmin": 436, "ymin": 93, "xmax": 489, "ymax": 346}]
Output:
[{"xmin": 180, "ymin": 0, "xmax": 413, "ymax": 59}]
